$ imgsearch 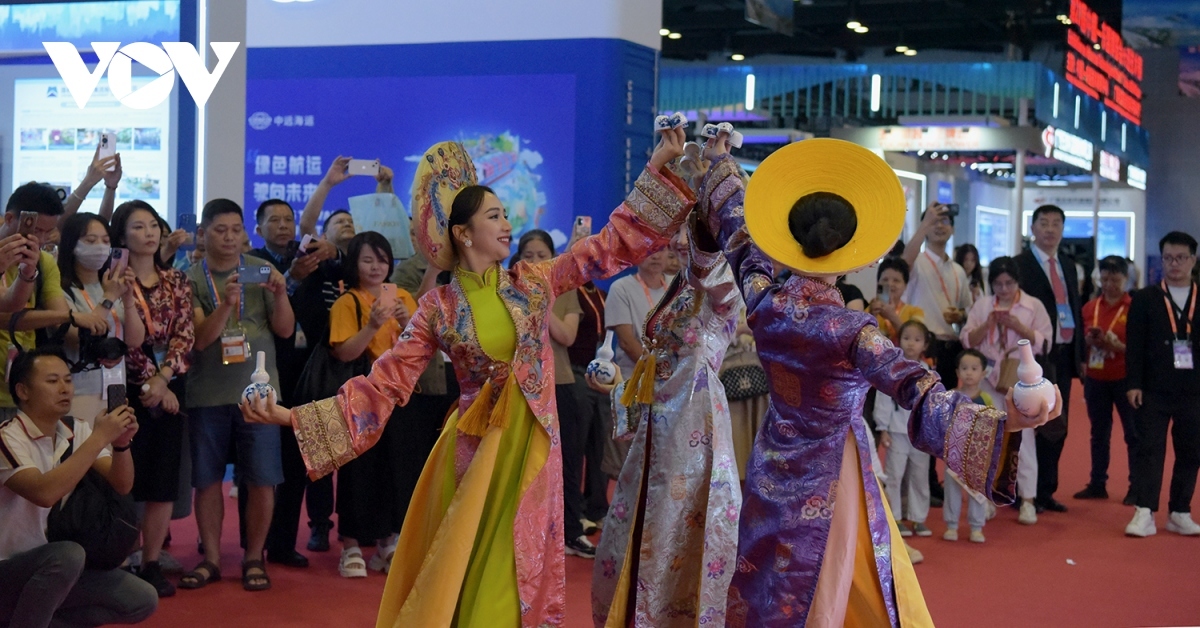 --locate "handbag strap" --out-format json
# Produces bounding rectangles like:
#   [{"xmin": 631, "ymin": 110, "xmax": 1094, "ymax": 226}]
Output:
[{"xmin": 57, "ymin": 416, "xmax": 75, "ymax": 464}]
